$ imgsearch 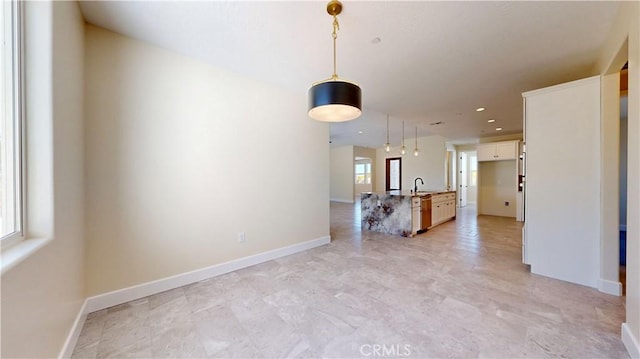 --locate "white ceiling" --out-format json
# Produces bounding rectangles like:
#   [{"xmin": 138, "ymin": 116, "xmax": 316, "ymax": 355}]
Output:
[{"xmin": 79, "ymin": 1, "xmax": 621, "ymax": 148}]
